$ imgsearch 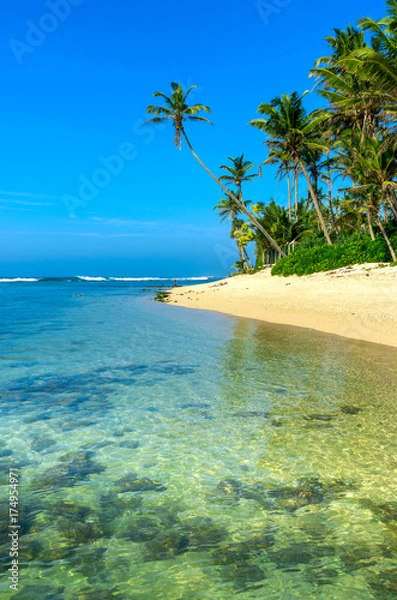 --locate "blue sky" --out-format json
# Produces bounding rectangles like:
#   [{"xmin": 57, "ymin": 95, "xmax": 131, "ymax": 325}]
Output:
[{"xmin": 0, "ymin": 0, "xmax": 384, "ymax": 276}]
